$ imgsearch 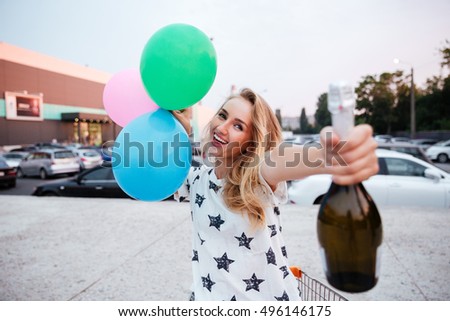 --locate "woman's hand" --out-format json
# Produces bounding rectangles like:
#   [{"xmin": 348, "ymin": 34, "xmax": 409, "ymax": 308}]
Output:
[
  {"xmin": 171, "ymin": 108, "xmax": 193, "ymax": 135},
  {"xmin": 320, "ymin": 124, "xmax": 379, "ymax": 185}
]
